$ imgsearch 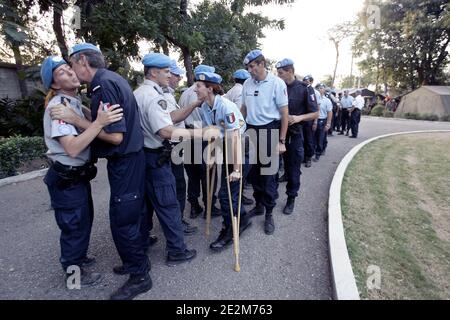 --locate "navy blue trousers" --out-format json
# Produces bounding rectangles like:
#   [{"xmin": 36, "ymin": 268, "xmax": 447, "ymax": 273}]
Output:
[{"xmin": 283, "ymin": 130, "xmax": 304, "ymax": 198}]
